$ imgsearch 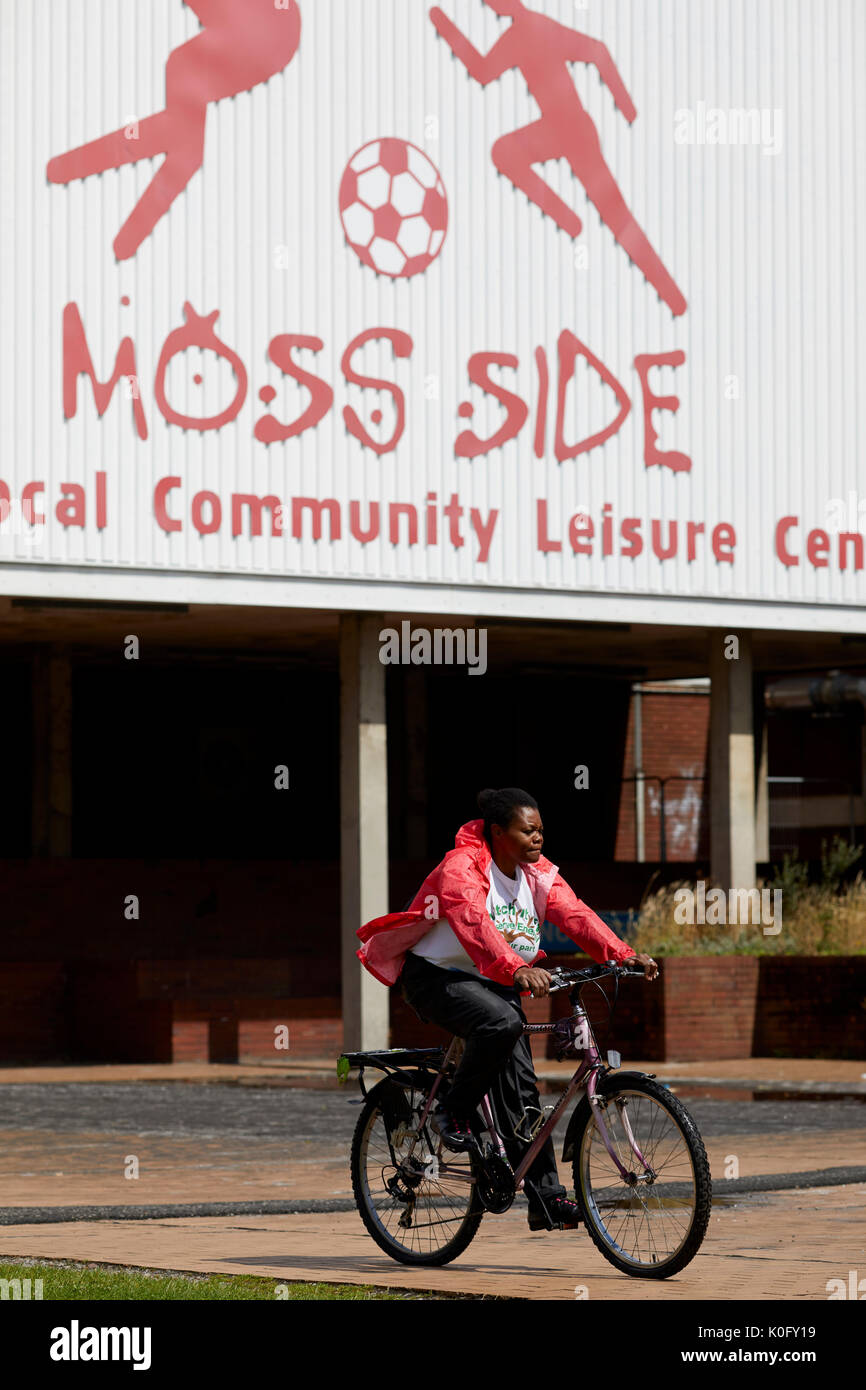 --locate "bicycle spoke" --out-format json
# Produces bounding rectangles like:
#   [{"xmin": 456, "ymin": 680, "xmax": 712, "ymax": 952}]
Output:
[
  {"xmin": 356, "ymin": 1082, "xmax": 478, "ymax": 1260},
  {"xmin": 579, "ymin": 1088, "xmax": 703, "ymax": 1271}
]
